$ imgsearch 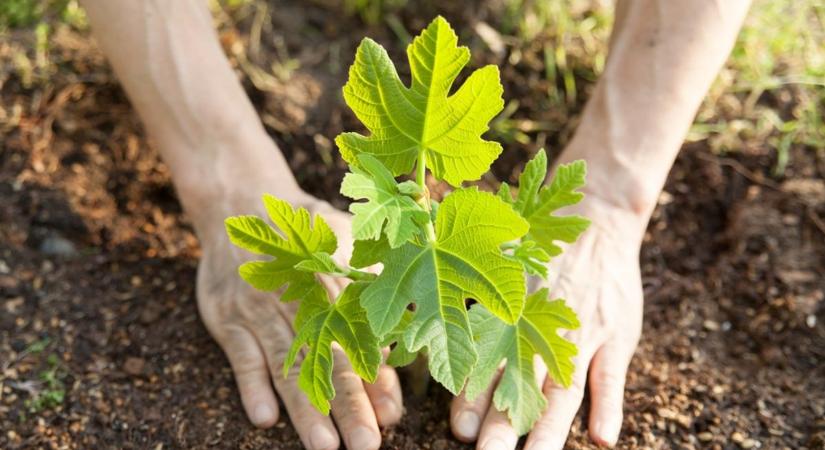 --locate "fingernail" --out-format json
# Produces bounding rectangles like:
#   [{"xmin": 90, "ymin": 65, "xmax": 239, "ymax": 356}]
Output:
[
  {"xmin": 309, "ymin": 424, "xmax": 337, "ymax": 450},
  {"xmin": 455, "ymin": 411, "xmax": 480, "ymax": 438},
  {"xmin": 482, "ymin": 437, "xmax": 508, "ymax": 450},
  {"xmin": 594, "ymin": 418, "xmax": 621, "ymax": 447},
  {"xmin": 348, "ymin": 425, "xmax": 379, "ymax": 450},
  {"xmin": 252, "ymin": 404, "xmax": 275, "ymax": 426}
]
